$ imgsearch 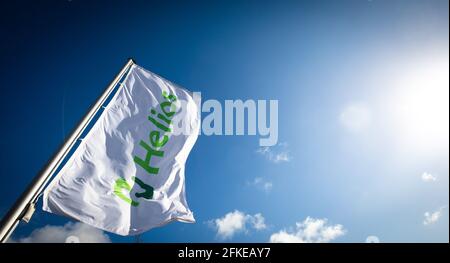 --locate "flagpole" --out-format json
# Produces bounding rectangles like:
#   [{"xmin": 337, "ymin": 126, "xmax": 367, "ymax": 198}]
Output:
[{"xmin": 0, "ymin": 58, "xmax": 135, "ymax": 243}]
